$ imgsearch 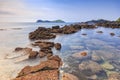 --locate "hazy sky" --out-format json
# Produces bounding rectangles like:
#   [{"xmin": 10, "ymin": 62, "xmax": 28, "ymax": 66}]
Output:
[{"xmin": 0, "ymin": 0, "xmax": 120, "ymax": 22}]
